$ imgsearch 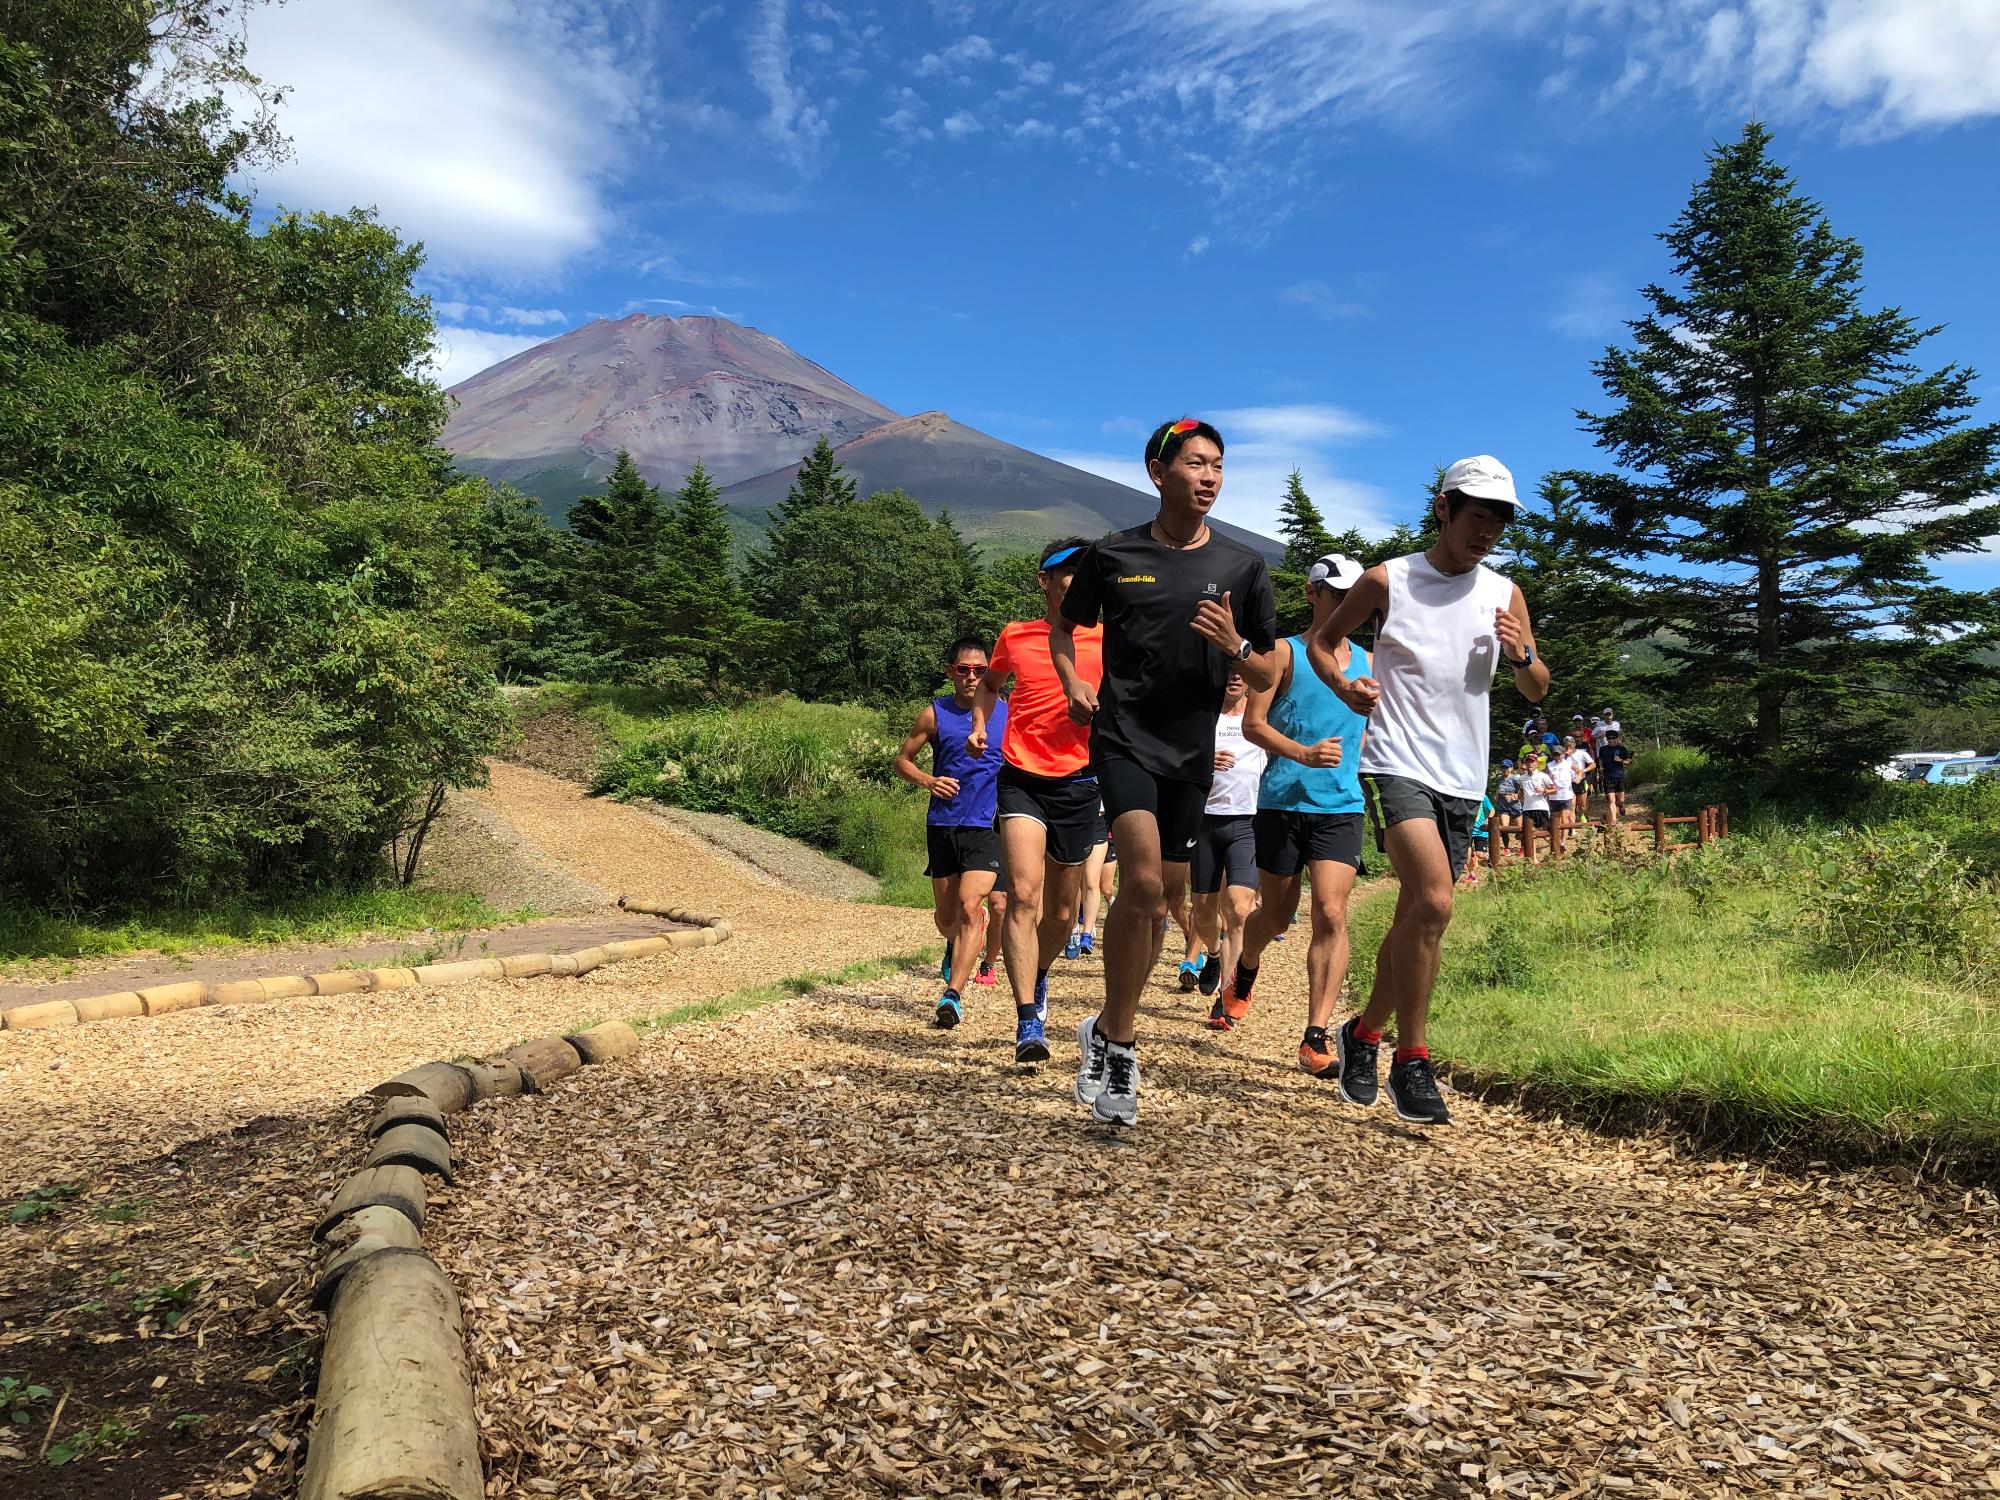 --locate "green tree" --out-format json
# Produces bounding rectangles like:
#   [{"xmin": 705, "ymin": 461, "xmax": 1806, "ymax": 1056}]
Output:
[
  {"xmin": 1567, "ymin": 124, "xmax": 2000, "ymax": 776},
  {"xmin": 472, "ymin": 485, "xmax": 594, "ymax": 682},
  {"xmin": 753, "ymin": 433, "xmax": 859, "ymax": 619},
  {"xmin": 566, "ymin": 449, "xmax": 672, "ymax": 680},
  {"xmin": 1276, "ymin": 469, "xmax": 1335, "ymax": 571},
  {"xmin": 658, "ymin": 460, "xmax": 779, "ymax": 696}
]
